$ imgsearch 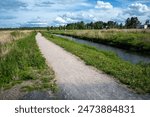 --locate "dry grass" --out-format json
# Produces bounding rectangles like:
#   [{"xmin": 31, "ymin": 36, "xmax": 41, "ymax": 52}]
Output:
[
  {"xmin": 0, "ymin": 30, "xmax": 32, "ymax": 43},
  {"xmin": 0, "ymin": 30, "xmax": 32, "ymax": 57},
  {"xmin": 53, "ymin": 29, "xmax": 150, "ymax": 53},
  {"xmin": 0, "ymin": 31, "xmax": 13, "ymax": 44},
  {"xmin": 65, "ymin": 29, "xmax": 150, "ymax": 37},
  {"xmin": 0, "ymin": 31, "xmax": 13, "ymax": 57}
]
